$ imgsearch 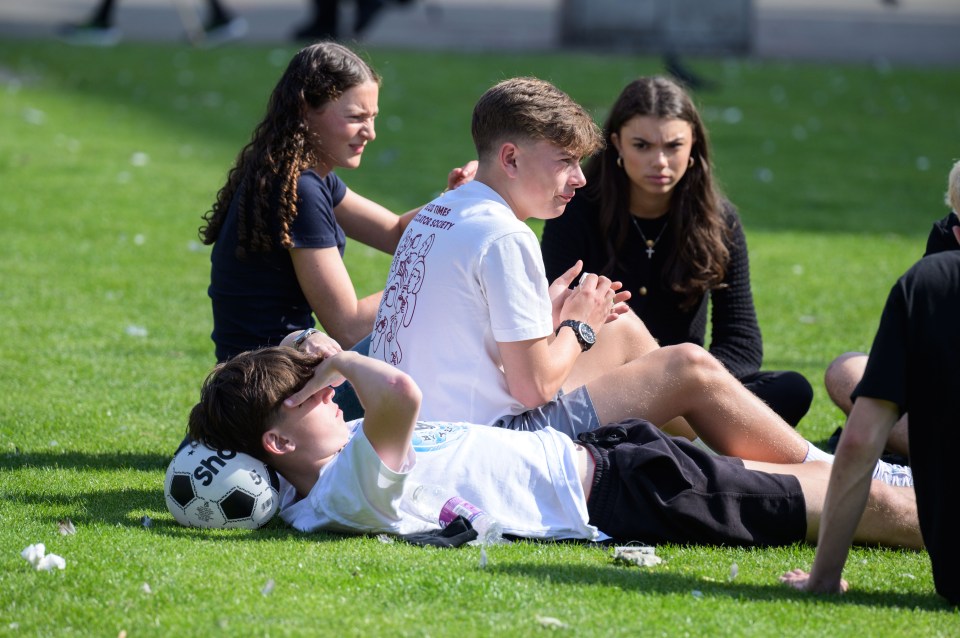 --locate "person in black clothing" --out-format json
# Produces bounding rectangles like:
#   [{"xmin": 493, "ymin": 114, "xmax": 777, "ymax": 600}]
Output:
[
  {"xmin": 293, "ymin": 0, "xmax": 416, "ymax": 41},
  {"xmin": 541, "ymin": 76, "xmax": 813, "ymax": 426},
  {"xmin": 823, "ymin": 160, "xmax": 960, "ymax": 458},
  {"xmin": 781, "ymin": 243, "xmax": 960, "ymax": 606},
  {"xmin": 59, "ymin": 0, "xmax": 247, "ymax": 46}
]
